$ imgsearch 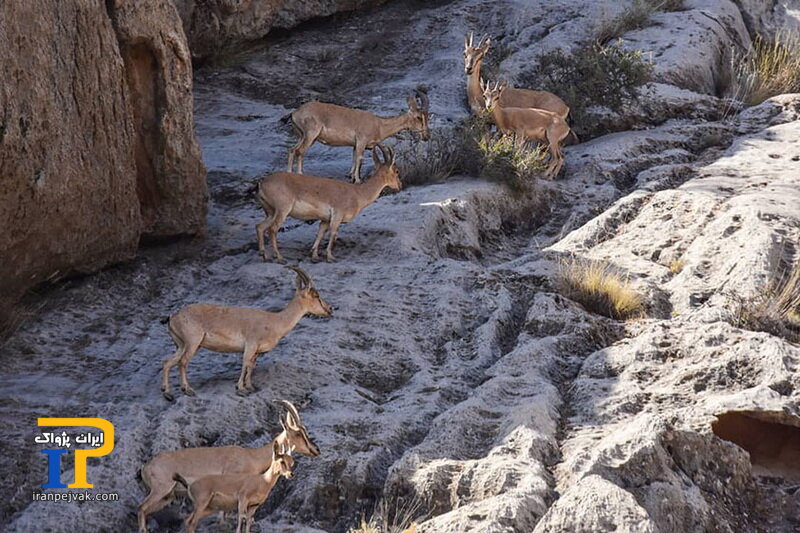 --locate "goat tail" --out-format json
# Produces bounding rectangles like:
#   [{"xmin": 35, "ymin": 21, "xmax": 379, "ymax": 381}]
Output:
[
  {"xmin": 279, "ymin": 112, "xmax": 293, "ymax": 125},
  {"xmin": 159, "ymin": 315, "xmax": 171, "ymax": 325},
  {"xmin": 173, "ymin": 473, "xmax": 189, "ymax": 489}
]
